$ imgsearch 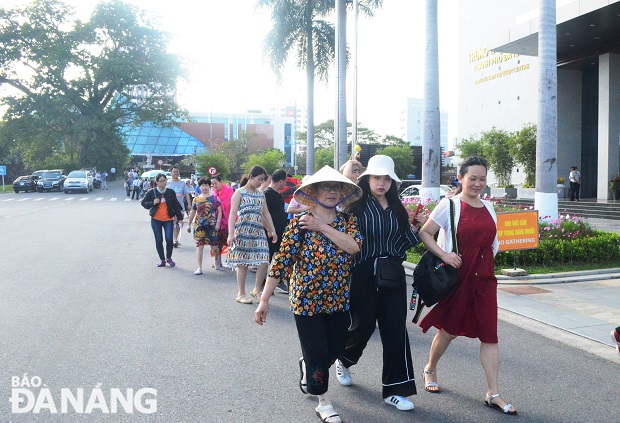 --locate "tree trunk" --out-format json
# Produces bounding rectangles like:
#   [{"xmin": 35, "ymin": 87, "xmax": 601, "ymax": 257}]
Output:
[
  {"xmin": 306, "ymin": 23, "xmax": 315, "ymax": 175},
  {"xmin": 334, "ymin": 0, "xmax": 347, "ymax": 170},
  {"xmin": 421, "ymin": 0, "xmax": 440, "ymax": 200},
  {"xmin": 534, "ymin": 0, "xmax": 559, "ymax": 221}
]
